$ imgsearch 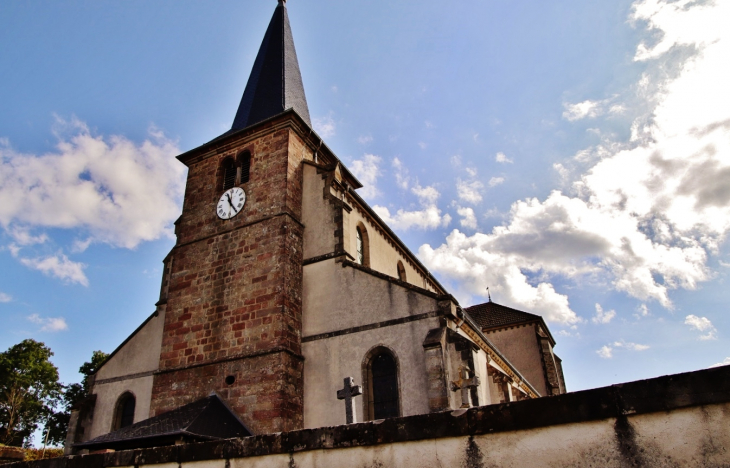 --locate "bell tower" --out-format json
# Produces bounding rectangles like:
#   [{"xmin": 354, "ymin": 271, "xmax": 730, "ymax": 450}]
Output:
[{"xmin": 149, "ymin": 0, "xmax": 311, "ymax": 434}]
